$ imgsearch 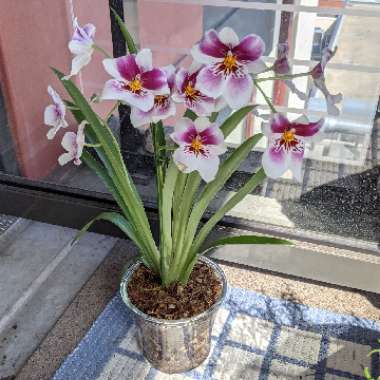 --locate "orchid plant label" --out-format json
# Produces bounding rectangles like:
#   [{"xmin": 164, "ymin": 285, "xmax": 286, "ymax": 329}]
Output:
[{"xmin": 44, "ymin": 13, "xmax": 342, "ymax": 286}]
